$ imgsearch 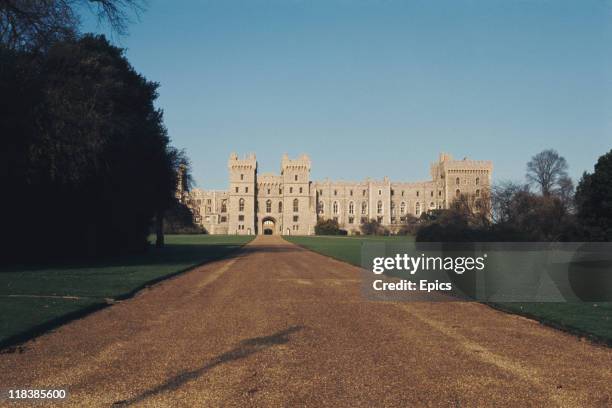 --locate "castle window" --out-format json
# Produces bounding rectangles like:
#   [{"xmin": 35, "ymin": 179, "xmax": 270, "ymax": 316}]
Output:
[
  {"xmin": 391, "ymin": 189, "xmax": 394, "ymax": 196},
  {"xmin": 416, "ymin": 191, "xmax": 420, "ymax": 197},
  {"xmin": 378, "ymin": 189, "xmax": 382, "ymax": 195},
  {"xmin": 221, "ymin": 200, "xmax": 227, "ymax": 213},
  {"xmin": 267, "ymin": 189, "xmax": 270, "ymax": 194},
  {"xmin": 377, "ymin": 200, "xmax": 383, "ymax": 214},
  {"xmin": 245, "ymin": 187, "xmax": 249, "ymax": 193},
  {"xmin": 476, "ymin": 189, "xmax": 480, "ymax": 197},
  {"xmin": 391, "ymin": 202, "xmax": 395, "ymax": 215},
  {"xmin": 290, "ymin": 187, "xmax": 293, "ymax": 193},
  {"xmin": 293, "ymin": 215, "xmax": 299, "ymax": 222},
  {"xmin": 348, "ymin": 217, "xmax": 354, "ymax": 224},
  {"xmin": 333, "ymin": 201, "xmax": 339, "ymax": 214},
  {"xmin": 430, "ymin": 191, "xmax": 434, "ymax": 197},
  {"xmin": 206, "ymin": 207, "xmax": 211, "ymax": 213},
  {"xmin": 207, "ymin": 199, "xmax": 212, "ymax": 205},
  {"xmin": 377, "ymin": 216, "xmax": 383, "ymax": 223},
  {"xmin": 220, "ymin": 216, "xmax": 227, "ymax": 222},
  {"xmin": 361, "ymin": 217, "xmax": 368, "ymax": 224},
  {"xmin": 348, "ymin": 201, "xmax": 354, "ymax": 215},
  {"xmin": 362, "ymin": 190, "xmax": 366, "ymax": 196},
  {"xmin": 294, "ymin": 175, "xmax": 298, "ymax": 181},
  {"xmin": 402, "ymin": 191, "xmax": 405, "ymax": 197},
  {"xmin": 279, "ymin": 188, "xmax": 282, "ymax": 194},
  {"xmin": 241, "ymin": 174, "xmax": 244, "ymax": 180},
  {"xmin": 476, "ymin": 177, "xmax": 480, "ymax": 185},
  {"xmin": 235, "ymin": 187, "xmax": 239, "ymax": 193},
  {"xmin": 361, "ymin": 202, "xmax": 367, "ymax": 215},
  {"xmin": 456, "ymin": 189, "xmax": 461, "ymax": 197},
  {"xmin": 350, "ymin": 190, "xmax": 353, "ymax": 196},
  {"xmin": 299, "ymin": 187, "xmax": 303, "ymax": 194},
  {"xmin": 334, "ymin": 190, "xmax": 337, "ymax": 196},
  {"xmin": 278, "ymin": 201, "xmax": 283, "ymax": 212},
  {"xmin": 439, "ymin": 191, "xmax": 442, "ymax": 196},
  {"xmin": 318, "ymin": 201, "xmax": 324, "ymax": 214},
  {"xmin": 400, "ymin": 202, "xmax": 406, "ymax": 214},
  {"xmin": 456, "ymin": 177, "xmax": 460, "ymax": 185},
  {"xmin": 239, "ymin": 214, "xmax": 244, "ymax": 221},
  {"xmin": 266, "ymin": 199, "xmax": 272, "ymax": 213},
  {"xmin": 239, "ymin": 198, "xmax": 245, "ymax": 212},
  {"xmin": 416, "ymin": 202, "xmax": 421, "ymax": 216},
  {"xmin": 319, "ymin": 189, "xmax": 323, "ymax": 195},
  {"xmin": 430, "ymin": 202, "xmax": 435, "ymax": 208},
  {"xmin": 293, "ymin": 198, "xmax": 299, "ymax": 212}
]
